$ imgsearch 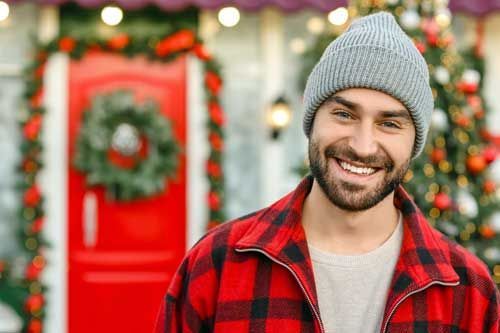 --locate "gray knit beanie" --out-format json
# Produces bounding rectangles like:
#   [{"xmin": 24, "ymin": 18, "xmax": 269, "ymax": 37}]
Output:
[{"xmin": 303, "ymin": 11, "xmax": 434, "ymax": 158}]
